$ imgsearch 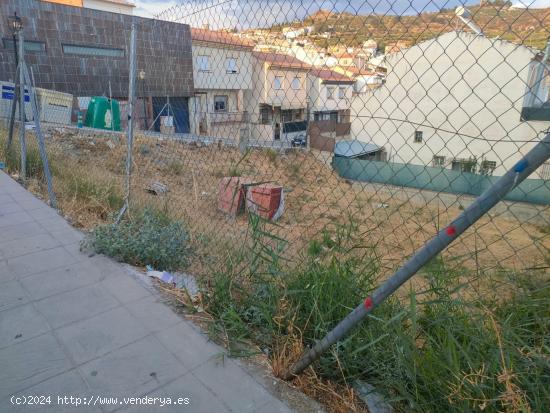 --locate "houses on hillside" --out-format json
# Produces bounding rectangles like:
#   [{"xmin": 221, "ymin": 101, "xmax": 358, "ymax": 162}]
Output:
[{"xmin": 350, "ymin": 30, "xmax": 550, "ymax": 178}]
